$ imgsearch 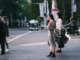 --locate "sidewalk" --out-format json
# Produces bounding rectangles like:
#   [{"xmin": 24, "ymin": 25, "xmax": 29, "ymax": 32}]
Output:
[{"xmin": 0, "ymin": 39, "xmax": 80, "ymax": 60}]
